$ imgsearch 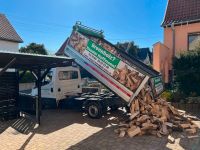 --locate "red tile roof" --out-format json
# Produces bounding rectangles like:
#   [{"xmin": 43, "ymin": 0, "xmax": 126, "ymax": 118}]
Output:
[
  {"xmin": 55, "ymin": 38, "xmax": 68, "ymax": 56},
  {"xmin": 162, "ymin": 0, "xmax": 200, "ymax": 27},
  {"xmin": 0, "ymin": 14, "xmax": 23, "ymax": 43}
]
